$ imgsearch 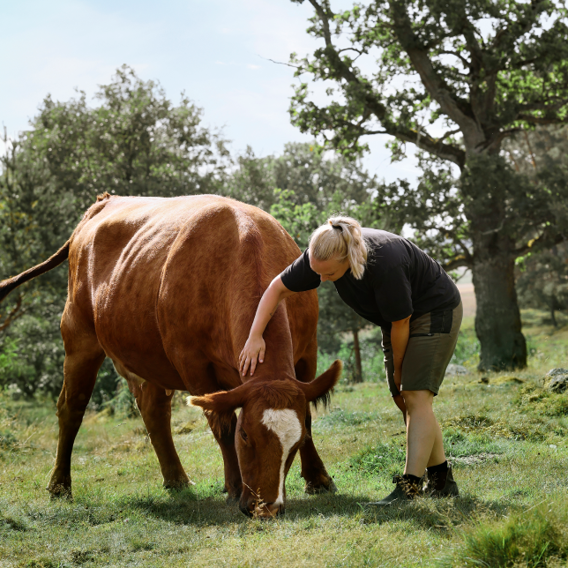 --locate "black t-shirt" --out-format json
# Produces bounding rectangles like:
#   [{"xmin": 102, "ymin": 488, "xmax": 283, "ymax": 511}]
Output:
[{"xmin": 280, "ymin": 228, "xmax": 461, "ymax": 330}]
